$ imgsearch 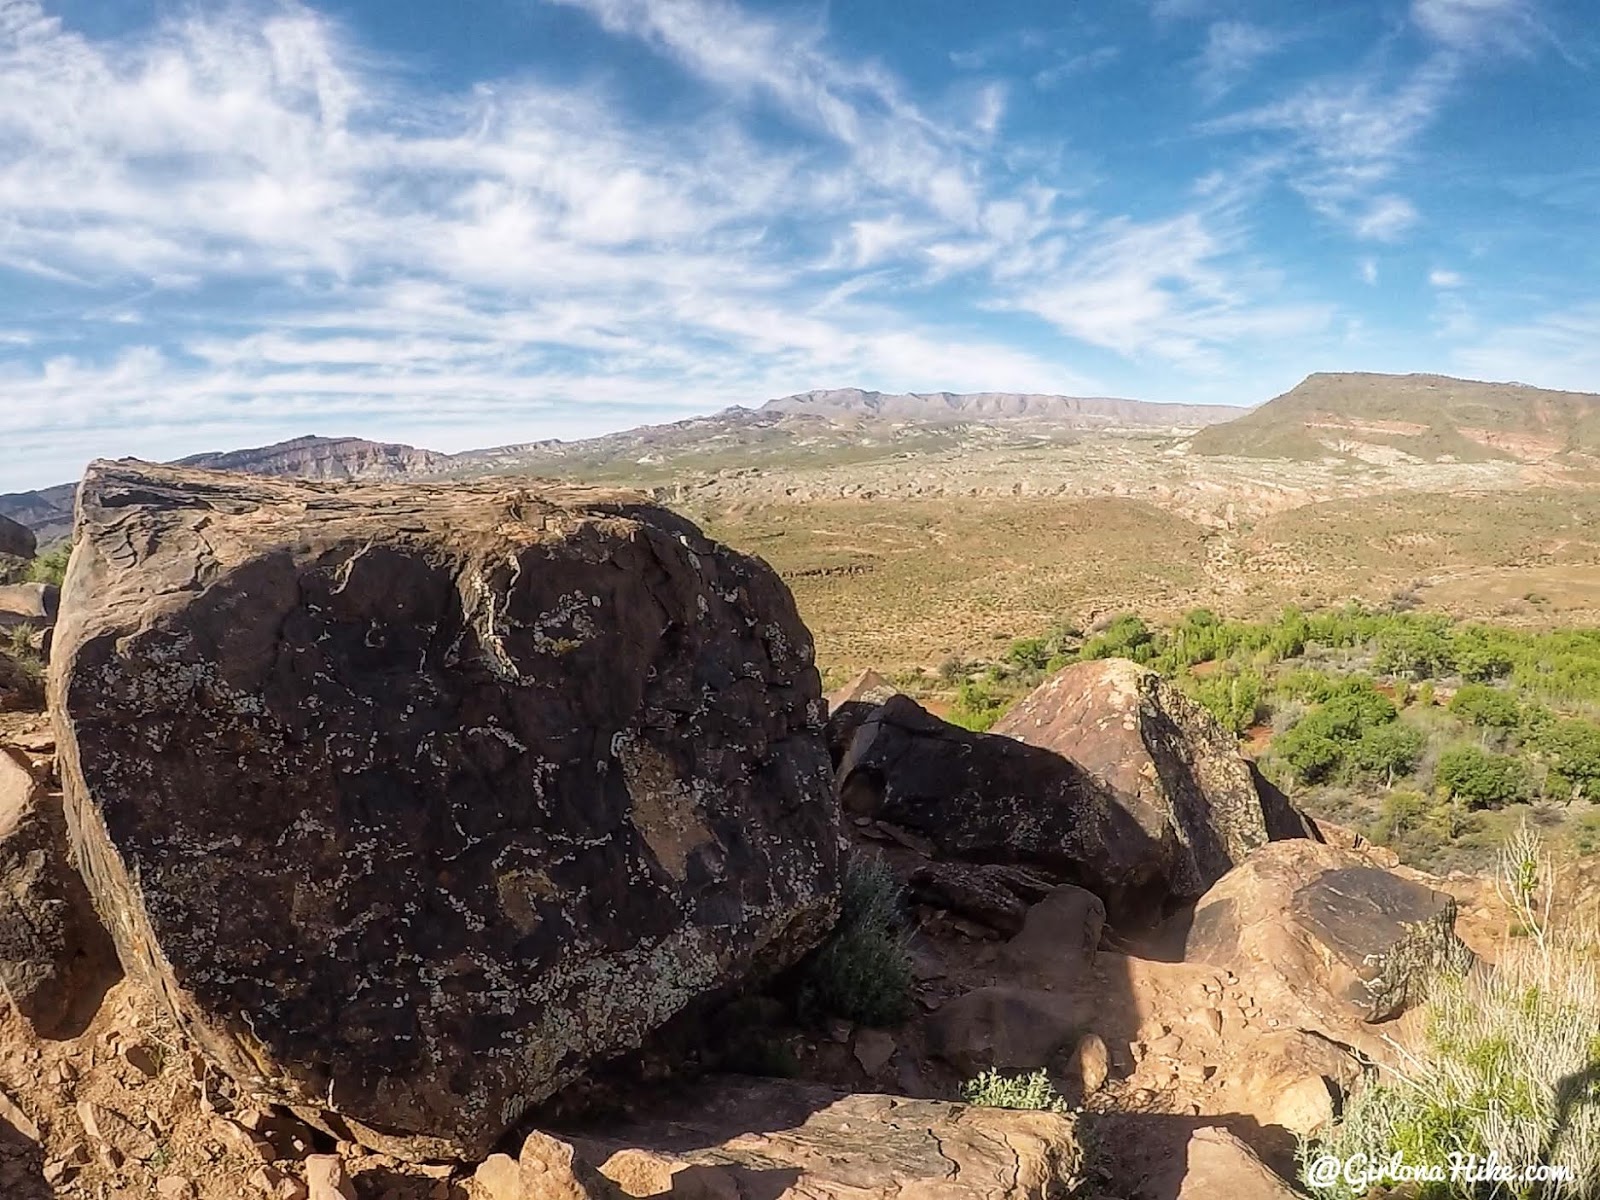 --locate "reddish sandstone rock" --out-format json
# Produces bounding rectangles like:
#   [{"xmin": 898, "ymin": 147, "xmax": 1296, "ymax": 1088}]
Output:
[
  {"xmin": 993, "ymin": 659, "xmax": 1315, "ymax": 902},
  {"xmin": 834, "ymin": 696, "xmax": 1178, "ymax": 922},
  {"xmin": 568, "ymin": 1077, "xmax": 1082, "ymax": 1200},
  {"xmin": 1184, "ymin": 839, "xmax": 1472, "ymax": 1025},
  {"xmin": 52, "ymin": 460, "xmax": 841, "ymax": 1159}
]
